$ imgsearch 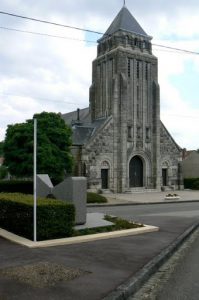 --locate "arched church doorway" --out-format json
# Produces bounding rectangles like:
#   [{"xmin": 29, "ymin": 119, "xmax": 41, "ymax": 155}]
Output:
[
  {"xmin": 129, "ymin": 156, "xmax": 143, "ymax": 187},
  {"xmin": 101, "ymin": 161, "xmax": 110, "ymax": 189}
]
